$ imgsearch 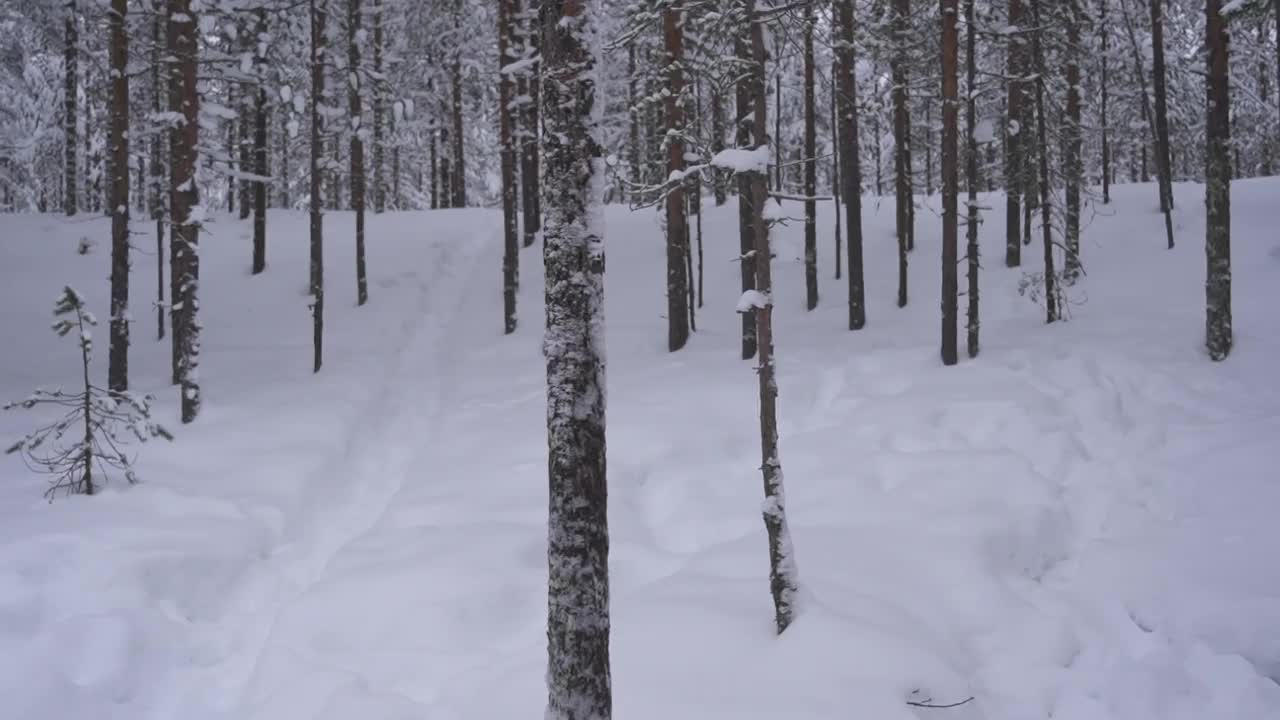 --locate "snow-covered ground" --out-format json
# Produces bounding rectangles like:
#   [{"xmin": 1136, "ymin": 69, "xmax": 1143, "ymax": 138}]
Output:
[{"xmin": 1, "ymin": 179, "xmax": 1278, "ymax": 720}]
